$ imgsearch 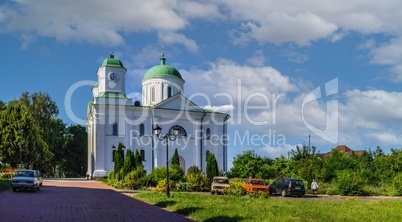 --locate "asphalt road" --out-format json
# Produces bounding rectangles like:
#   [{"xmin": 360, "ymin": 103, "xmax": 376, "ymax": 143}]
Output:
[{"xmin": 0, "ymin": 179, "xmax": 192, "ymax": 222}]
